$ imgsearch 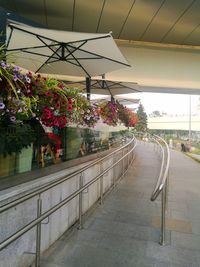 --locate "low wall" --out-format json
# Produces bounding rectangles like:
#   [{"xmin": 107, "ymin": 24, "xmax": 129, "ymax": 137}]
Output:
[{"xmin": 0, "ymin": 146, "xmax": 131, "ymax": 267}]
